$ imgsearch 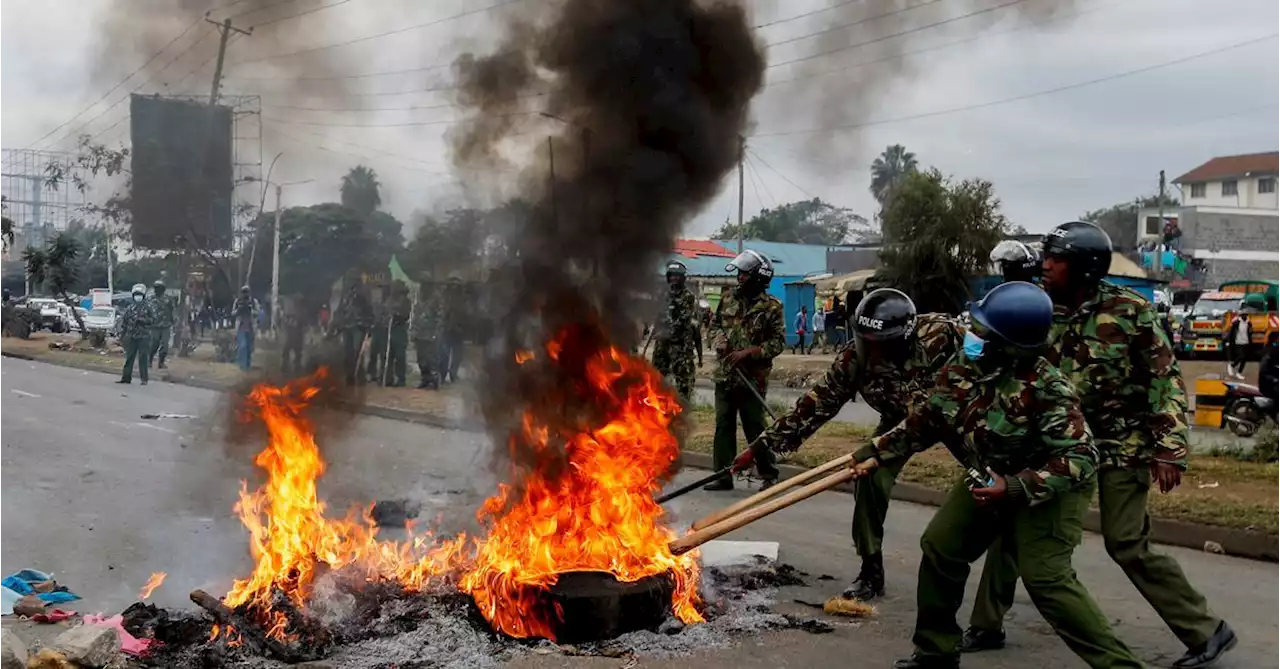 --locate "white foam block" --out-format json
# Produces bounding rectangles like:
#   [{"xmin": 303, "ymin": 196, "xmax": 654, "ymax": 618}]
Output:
[{"xmin": 697, "ymin": 540, "xmax": 780, "ymax": 567}]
